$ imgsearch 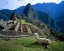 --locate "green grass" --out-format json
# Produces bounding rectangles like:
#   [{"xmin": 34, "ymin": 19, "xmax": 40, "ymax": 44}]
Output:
[
  {"xmin": 21, "ymin": 20, "xmax": 27, "ymax": 24},
  {"xmin": 0, "ymin": 37, "xmax": 64, "ymax": 51},
  {"xmin": 21, "ymin": 19, "xmax": 39, "ymax": 29},
  {"xmin": 21, "ymin": 20, "xmax": 32, "ymax": 25}
]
